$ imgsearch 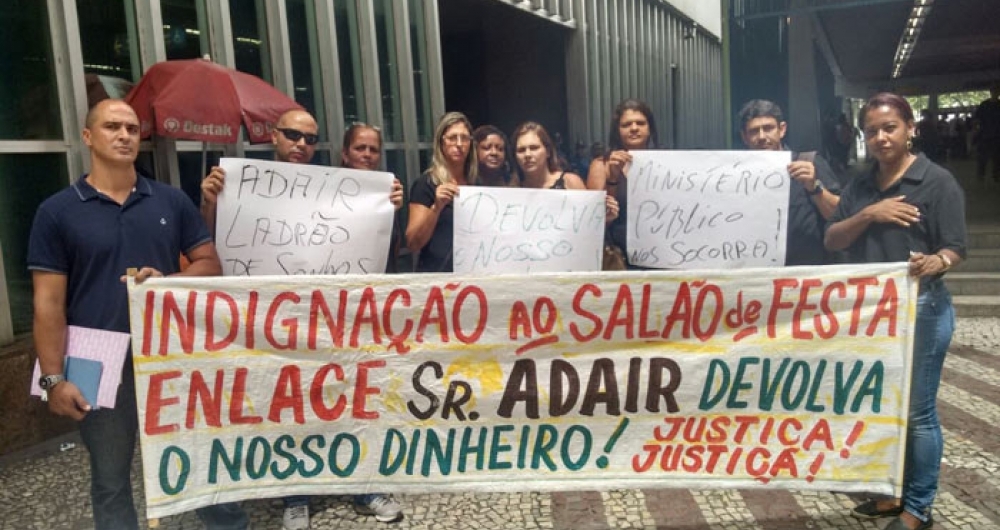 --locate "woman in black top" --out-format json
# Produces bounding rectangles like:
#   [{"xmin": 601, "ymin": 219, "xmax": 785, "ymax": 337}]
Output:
[
  {"xmin": 511, "ymin": 121, "xmax": 588, "ymax": 190},
  {"xmin": 827, "ymin": 93, "xmax": 966, "ymax": 530},
  {"xmin": 406, "ymin": 112, "xmax": 478, "ymax": 272},
  {"xmin": 586, "ymin": 99, "xmax": 659, "ymax": 265},
  {"xmin": 473, "ymin": 124, "xmax": 518, "ymax": 187}
]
